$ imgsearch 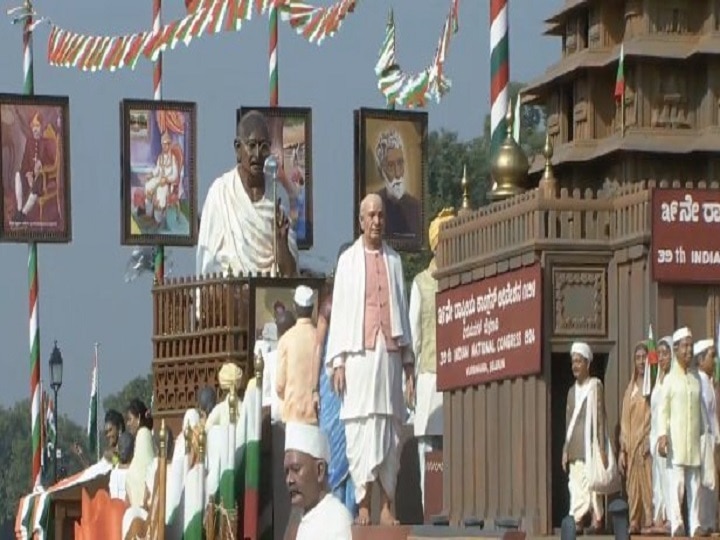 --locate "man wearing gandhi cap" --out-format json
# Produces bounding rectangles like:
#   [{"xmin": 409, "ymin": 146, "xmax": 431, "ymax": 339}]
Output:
[
  {"xmin": 562, "ymin": 341, "xmax": 608, "ymax": 533},
  {"xmin": 284, "ymin": 422, "xmax": 353, "ymax": 539},
  {"xmin": 409, "ymin": 207, "xmax": 454, "ymax": 510},
  {"xmin": 276, "ymin": 285, "xmax": 319, "ymax": 425},
  {"xmin": 141, "ymin": 130, "xmax": 180, "ymax": 224},
  {"xmin": 694, "ymin": 337, "xmax": 719, "ymax": 534},
  {"xmin": 658, "ymin": 327, "xmax": 704, "ymax": 536}
]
